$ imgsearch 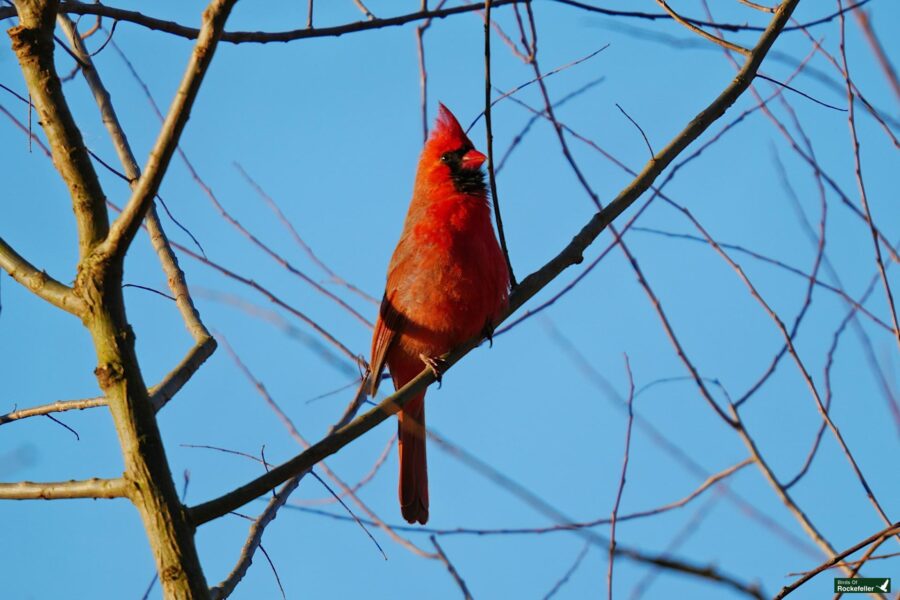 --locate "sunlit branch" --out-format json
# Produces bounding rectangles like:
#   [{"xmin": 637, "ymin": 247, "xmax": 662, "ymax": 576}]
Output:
[
  {"xmin": 655, "ymin": 0, "xmax": 750, "ymax": 54},
  {"xmin": 0, "ymin": 396, "xmax": 105, "ymax": 426},
  {"xmin": 8, "ymin": 0, "xmax": 109, "ymax": 258},
  {"xmin": 100, "ymin": 0, "xmax": 238, "ymax": 261},
  {"xmin": 775, "ymin": 522, "xmax": 900, "ymax": 599},
  {"xmin": 58, "ymin": 14, "xmax": 217, "ymax": 414},
  {"xmin": 0, "ymin": 236, "xmax": 85, "ymax": 315},
  {"xmin": 0, "ymin": 477, "xmax": 127, "ymax": 500}
]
